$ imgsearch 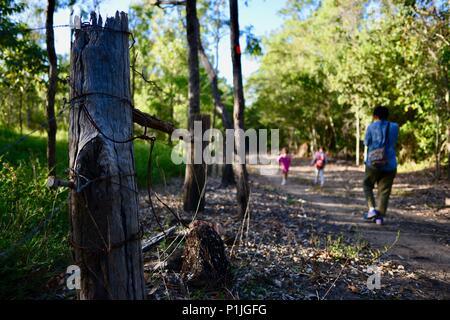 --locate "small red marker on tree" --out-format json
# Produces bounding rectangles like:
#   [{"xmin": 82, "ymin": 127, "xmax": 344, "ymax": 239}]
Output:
[{"xmin": 235, "ymin": 45, "xmax": 241, "ymax": 55}]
